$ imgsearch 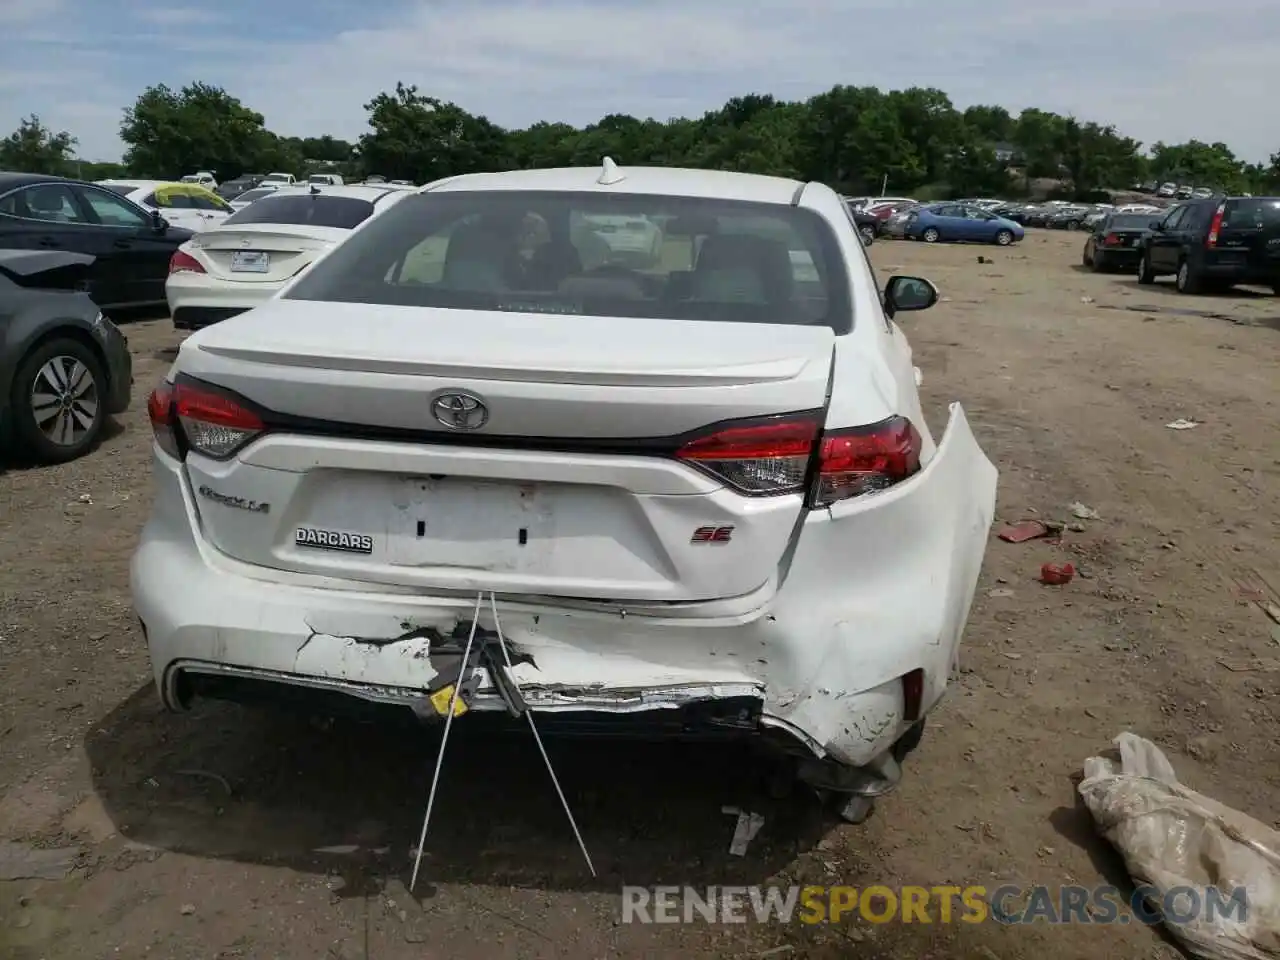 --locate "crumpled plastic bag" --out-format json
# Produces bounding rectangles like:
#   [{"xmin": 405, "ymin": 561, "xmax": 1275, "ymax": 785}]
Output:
[{"xmin": 1079, "ymin": 732, "xmax": 1280, "ymax": 960}]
